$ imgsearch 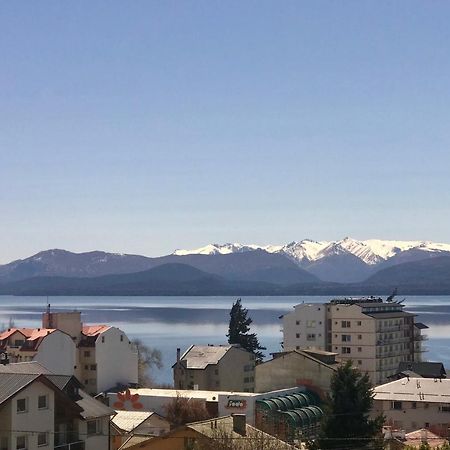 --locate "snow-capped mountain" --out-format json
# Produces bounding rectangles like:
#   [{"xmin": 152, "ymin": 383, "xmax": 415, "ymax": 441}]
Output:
[{"xmin": 173, "ymin": 238, "xmax": 450, "ymax": 282}]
